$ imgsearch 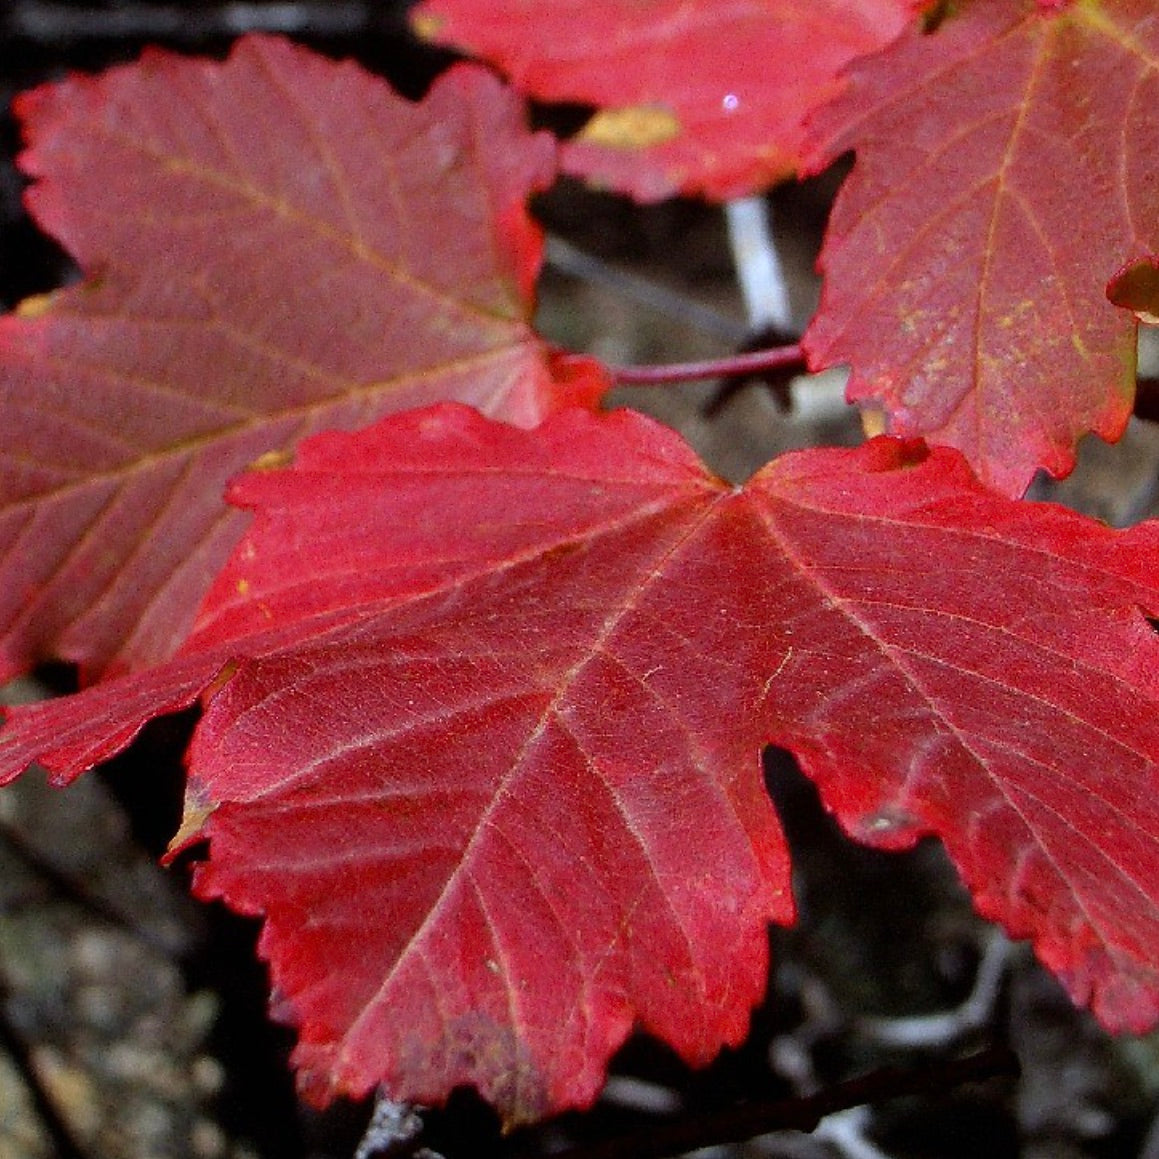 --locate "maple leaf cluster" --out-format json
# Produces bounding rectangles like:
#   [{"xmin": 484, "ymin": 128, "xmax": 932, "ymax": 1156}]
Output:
[{"xmin": 1, "ymin": 0, "xmax": 1158, "ymax": 1131}]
